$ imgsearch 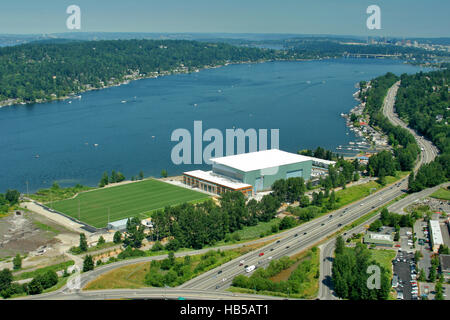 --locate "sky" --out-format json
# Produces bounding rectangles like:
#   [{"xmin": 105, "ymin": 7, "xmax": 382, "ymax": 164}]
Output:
[{"xmin": 0, "ymin": 0, "xmax": 449, "ymax": 37}]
